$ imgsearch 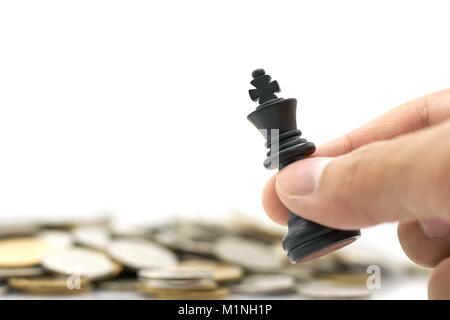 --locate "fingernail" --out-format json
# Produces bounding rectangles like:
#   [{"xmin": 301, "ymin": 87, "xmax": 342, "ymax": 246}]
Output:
[
  {"xmin": 276, "ymin": 157, "xmax": 333, "ymax": 197},
  {"xmin": 420, "ymin": 218, "xmax": 450, "ymax": 240}
]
